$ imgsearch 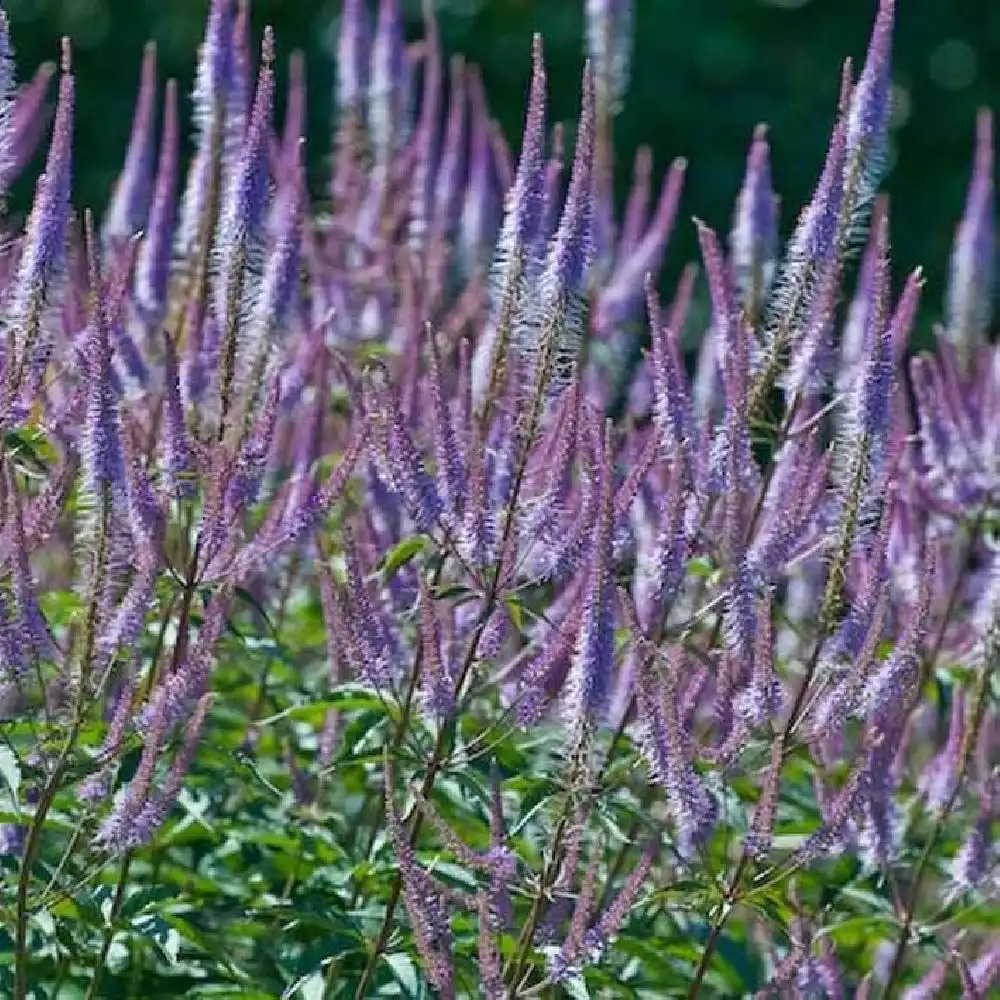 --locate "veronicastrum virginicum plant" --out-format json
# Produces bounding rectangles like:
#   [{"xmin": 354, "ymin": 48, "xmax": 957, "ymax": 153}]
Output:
[{"xmin": 0, "ymin": 0, "xmax": 996, "ymax": 997}]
